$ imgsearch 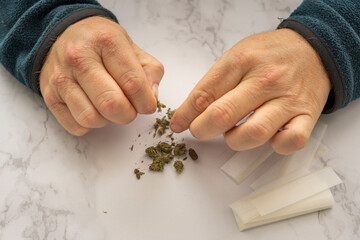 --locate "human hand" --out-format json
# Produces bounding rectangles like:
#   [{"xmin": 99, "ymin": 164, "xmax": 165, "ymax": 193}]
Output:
[
  {"xmin": 40, "ymin": 16, "xmax": 164, "ymax": 136},
  {"xmin": 170, "ymin": 29, "xmax": 331, "ymax": 154}
]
